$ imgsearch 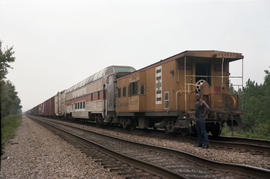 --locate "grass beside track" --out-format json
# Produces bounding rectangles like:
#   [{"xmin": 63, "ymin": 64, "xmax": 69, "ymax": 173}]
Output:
[
  {"xmin": 221, "ymin": 125, "xmax": 270, "ymax": 140},
  {"xmin": 1, "ymin": 114, "xmax": 22, "ymax": 151}
]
